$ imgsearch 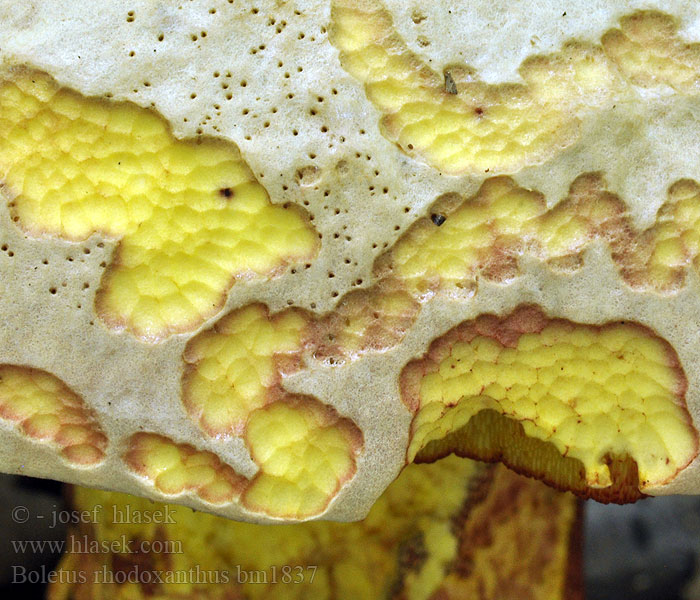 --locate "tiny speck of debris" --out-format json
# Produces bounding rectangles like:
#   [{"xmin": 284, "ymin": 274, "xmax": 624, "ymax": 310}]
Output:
[
  {"xmin": 444, "ymin": 71, "xmax": 457, "ymax": 95},
  {"xmin": 562, "ymin": 11, "xmax": 567, "ymax": 16},
  {"xmin": 219, "ymin": 188, "xmax": 233, "ymax": 198},
  {"xmin": 431, "ymin": 213, "xmax": 447, "ymax": 226}
]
